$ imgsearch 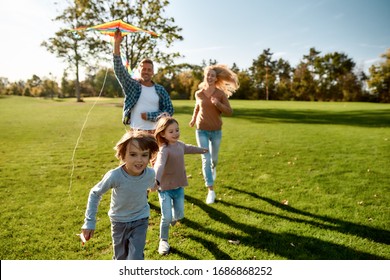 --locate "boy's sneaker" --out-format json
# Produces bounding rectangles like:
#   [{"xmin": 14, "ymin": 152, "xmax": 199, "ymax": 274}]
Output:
[
  {"xmin": 206, "ymin": 190, "xmax": 216, "ymax": 204},
  {"xmin": 158, "ymin": 239, "xmax": 170, "ymax": 255}
]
